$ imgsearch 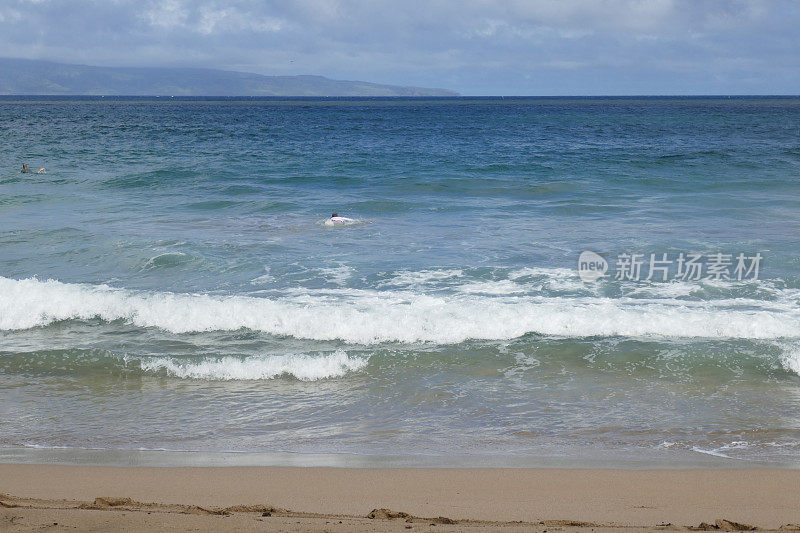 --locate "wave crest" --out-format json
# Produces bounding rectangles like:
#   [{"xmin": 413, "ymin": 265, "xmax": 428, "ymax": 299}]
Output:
[
  {"xmin": 138, "ymin": 350, "xmax": 368, "ymax": 381},
  {"xmin": 1, "ymin": 276, "xmax": 799, "ymax": 344}
]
